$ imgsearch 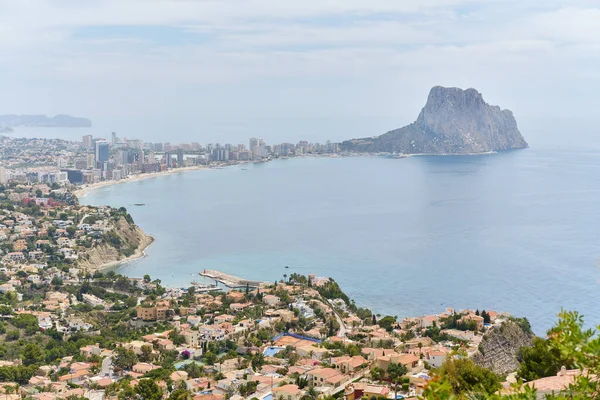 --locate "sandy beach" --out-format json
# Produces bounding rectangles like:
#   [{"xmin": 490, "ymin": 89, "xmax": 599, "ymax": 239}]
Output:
[{"xmin": 73, "ymin": 165, "xmax": 212, "ymax": 198}]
